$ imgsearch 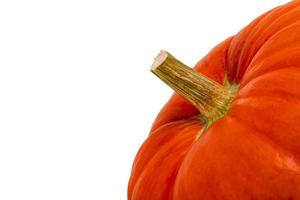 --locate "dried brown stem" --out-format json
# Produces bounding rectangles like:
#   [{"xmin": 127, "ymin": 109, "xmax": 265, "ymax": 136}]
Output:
[{"xmin": 151, "ymin": 51, "xmax": 232, "ymax": 122}]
